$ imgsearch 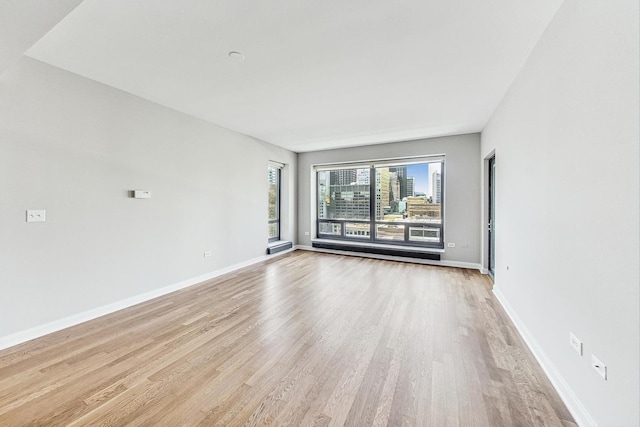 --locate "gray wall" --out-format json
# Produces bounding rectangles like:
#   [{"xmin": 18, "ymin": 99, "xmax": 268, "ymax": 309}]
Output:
[
  {"xmin": 481, "ymin": 0, "xmax": 639, "ymax": 425},
  {"xmin": 0, "ymin": 57, "xmax": 296, "ymax": 340},
  {"xmin": 297, "ymin": 134, "xmax": 481, "ymax": 265}
]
